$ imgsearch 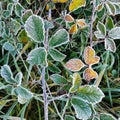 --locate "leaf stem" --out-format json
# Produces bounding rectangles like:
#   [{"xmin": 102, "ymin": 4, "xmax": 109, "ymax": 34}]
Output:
[{"xmin": 61, "ymin": 93, "xmax": 70, "ymax": 118}]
